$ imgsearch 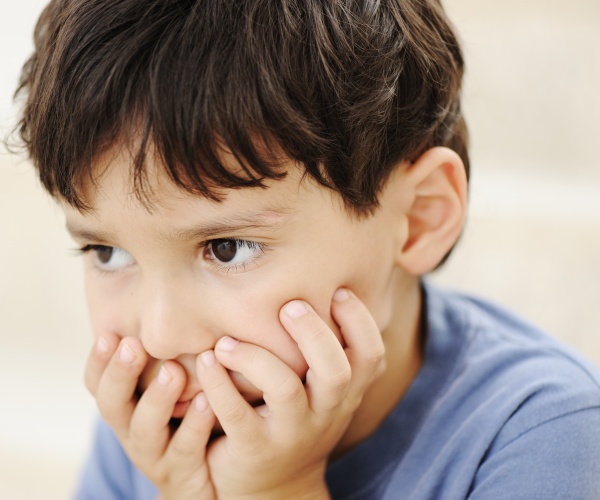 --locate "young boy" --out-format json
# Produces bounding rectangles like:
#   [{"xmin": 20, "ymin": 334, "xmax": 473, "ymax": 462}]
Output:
[{"xmin": 14, "ymin": 0, "xmax": 600, "ymax": 498}]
